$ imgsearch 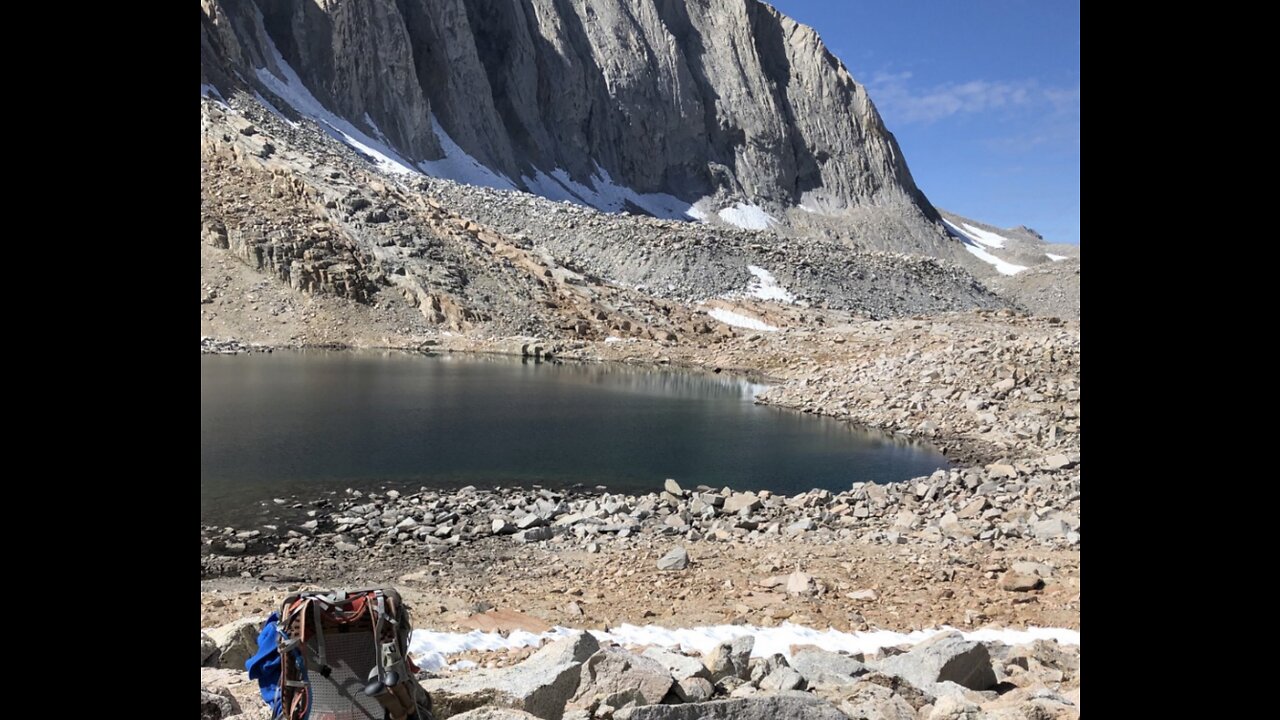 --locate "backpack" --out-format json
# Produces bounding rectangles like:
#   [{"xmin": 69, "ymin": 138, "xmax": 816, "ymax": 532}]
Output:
[{"xmin": 246, "ymin": 587, "xmax": 434, "ymax": 720}]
